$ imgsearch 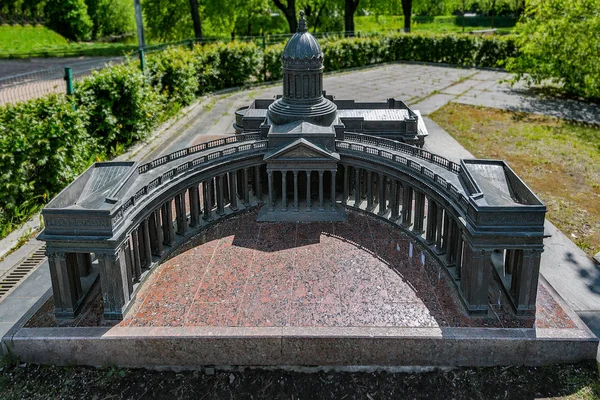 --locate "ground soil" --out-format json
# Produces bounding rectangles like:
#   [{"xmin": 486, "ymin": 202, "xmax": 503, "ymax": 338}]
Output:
[{"xmin": 0, "ymin": 358, "xmax": 599, "ymax": 400}]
